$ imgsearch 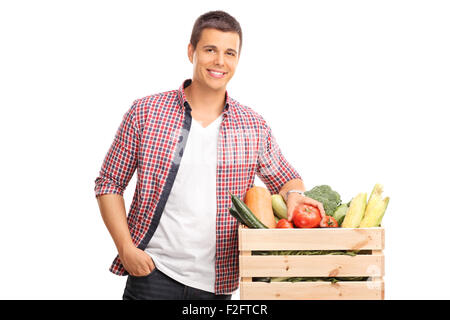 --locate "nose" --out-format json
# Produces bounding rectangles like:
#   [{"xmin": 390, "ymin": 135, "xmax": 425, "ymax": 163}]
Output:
[{"xmin": 214, "ymin": 52, "xmax": 225, "ymax": 66}]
